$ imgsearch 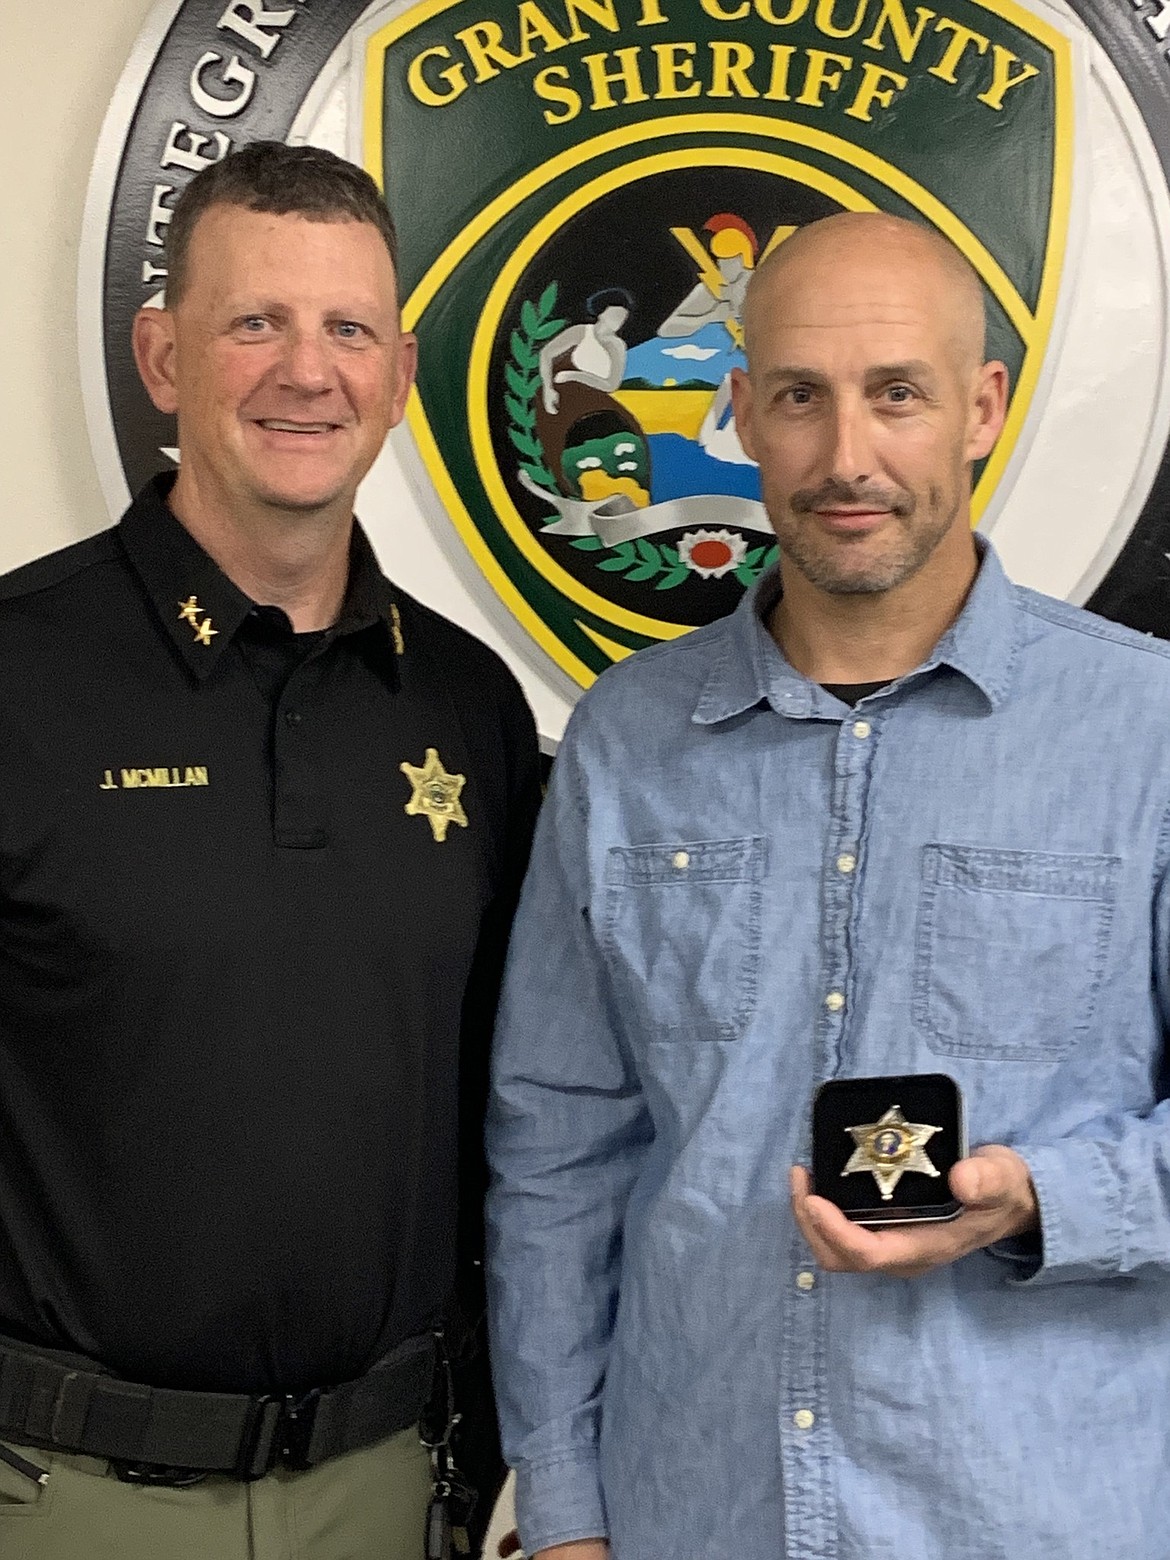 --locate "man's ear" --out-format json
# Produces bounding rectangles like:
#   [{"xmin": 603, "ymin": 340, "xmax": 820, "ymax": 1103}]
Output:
[
  {"xmin": 729, "ymin": 366, "xmax": 757, "ymax": 464},
  {"xmin": 966, "ymin": 359, "xmax": 1009, "ymax": 463},
  {"xmin": 388, "ymin": 331, "xmax": 419, "ymax": 429},
  {"xmin": 132, "ymin": 307, "xmax": 180, "ymax": 415}
]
